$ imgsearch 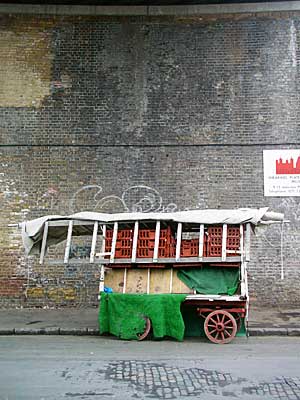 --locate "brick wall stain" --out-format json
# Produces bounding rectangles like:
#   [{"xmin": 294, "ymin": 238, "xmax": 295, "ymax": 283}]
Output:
[
  {"xmin": 0, "ymin": 14, "xmax": 299, "ymax": 307},
  {"xmin": 0, "ymin": 17, "xmax": 53, "ymax": 108}
]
